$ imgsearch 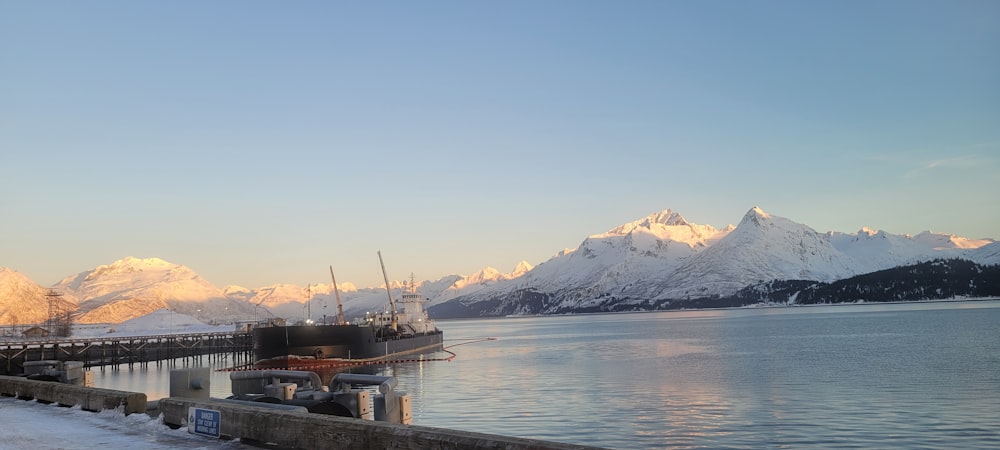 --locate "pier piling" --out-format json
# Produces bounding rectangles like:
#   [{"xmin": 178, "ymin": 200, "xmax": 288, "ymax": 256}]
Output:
[{"xmin": 0, "ymin": 331, "xmax": 252, "ymax": 376}]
